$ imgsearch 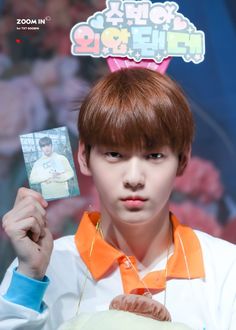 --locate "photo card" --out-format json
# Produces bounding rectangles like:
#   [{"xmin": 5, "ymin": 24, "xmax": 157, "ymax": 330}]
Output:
[{"xmin": 20, "ymin": 126, "xmax": 80, "ymax": 201}]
